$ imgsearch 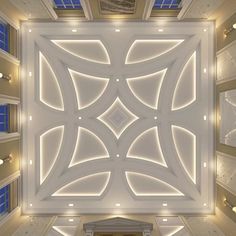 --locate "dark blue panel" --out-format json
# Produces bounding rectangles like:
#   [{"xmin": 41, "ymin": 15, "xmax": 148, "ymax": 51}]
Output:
[
  {"xmin": 154, "ymin": 0, "xmax": 181, "ymax": 8},
  {"xmin": 0, "ymin": 105, "xmax": 8, "ymax": 132},
  {"xmin": 0, "ymin": 21, "xmax": 9, "ymax": 52},
  {"xmin": 54, "ymin": 0, "xmax": 82, "ymax": 9},
  {"xmin": 0, "ymin": 185, "xmax": 9, "ymax": 215}
]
